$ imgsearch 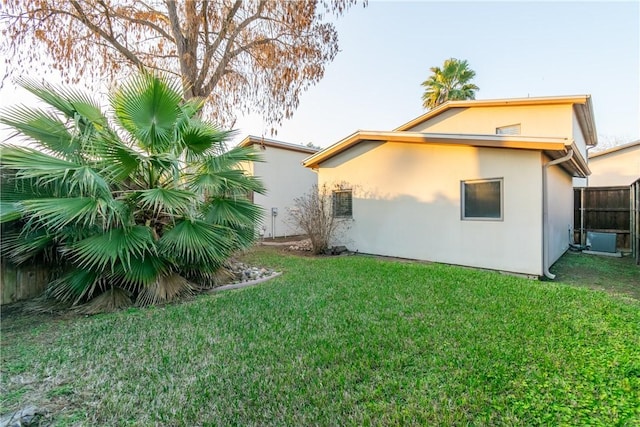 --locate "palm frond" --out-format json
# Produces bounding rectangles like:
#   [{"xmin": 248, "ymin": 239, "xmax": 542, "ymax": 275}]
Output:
[
  {"xmin": 0, "ymin": 226, "xmax": 56, "ymax": 264},
  {"xmin": 1, "ymin": 145, "xmax": 79, "ymax": 176},
  {"xmin": 67, "ymin": 166, "xmax": 112, "ymax": 198},
  {"xmin": 68, "ymin": 225, "xmax": 156, "ymax": 272},
  {"xmin": 90, "ymin": 132, "xmax": 143, "ymax": 183},
  {"xmin": 74, "ymin": 287, "xmax": 133, "ymax": 314},
  {"xmin": 22, "ymin": 197, "xmax": 122, "ymax": 230},
  {"xmin": 0, "ymin": 106, "xmax": 79, "ymax": 157},
  {"xmin": 16, "ymin": 77, "xmax": 104, "ymax": 118},
  {"xmin": 179, "ymin": 120, "xmax": 233, "ymax": 160},
  {"xmin": 421, "ymin": 58, "xmax": 478, "ymax": 109},
  {"xmin": 190, "ymin": 168, "xmax": 266, "ymax": 196},
  {"xmin": 202, "ymin": 197, "xmax": 263, "ymax": 249},
  {"xmin": 16, "ymin": 78, "xmax": 108, "ymax": 138},
  {"xmin": 158, "ymin": 219, "xmax": 234, "ymax": 267},
  {"xmin": 47, "ymin": 268, "xmax": 103, "ymax": 304},
  {"xmin": 0, "ymin": 201, "xmax": 22, "ymax": 223},
  {"xmin": 134, "ymin": 188, "xmax": 197, "ymax": 217},
  {"xmin": 189, "ymin": 148, "xmax": 266, "ymax": 195},
  {"xmin": 146, "ymin": 153, "xmax": 181, "ymax": 187},
  {"xmin": 135, "ymin": 272, "xmax": 195, "ymax": 307},
  {"xmin": 112, "ymin": 73, "xmax": 182, "ymax": 153},
  {"xmin": 110, "ymin": 253, "xmax": 168, "ymax": 288},
  {"xmin": 16, "ymin": 78, "xmax": 76, "ymax": 118},
  {"xmin": 203, "ymin": 197, "xmax": 264, "ymax": 227},
  {"xmin": 216, "ymin": 145, "xmax": 265, "ymax": 165}
]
